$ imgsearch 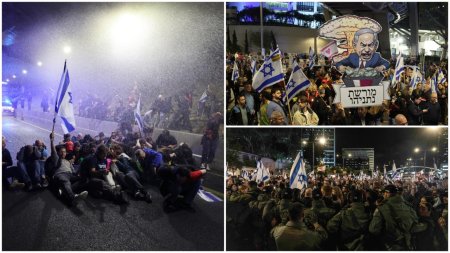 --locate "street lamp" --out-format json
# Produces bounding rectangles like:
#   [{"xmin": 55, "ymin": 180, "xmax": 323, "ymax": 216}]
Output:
[
  {"xmin": 413, "ymin": 147, "xmax": 438, "ymax": 167},
  {"xmin": 308, "ymin": 136, "xmax": 326, "ymax": 171},
  {"xmin": 22, "ymin": 69, "xmax": 27, "ymax": 75},
  {"xmin": 37, "ymin": 61, "xmax": 43, "ymax": 67},
  {"xmin": 63, "ymin": 46, "xmax": 71, "ymax": 54}
]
